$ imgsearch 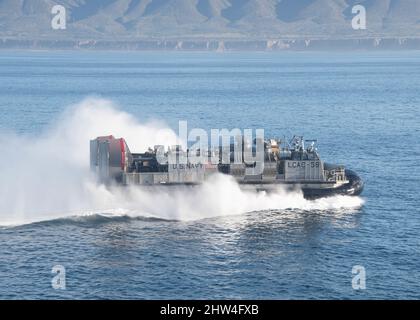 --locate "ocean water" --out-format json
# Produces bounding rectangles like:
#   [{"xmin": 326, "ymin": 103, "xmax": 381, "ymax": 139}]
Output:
[{"xmin": 0, "ymin": 51, "xmax": 419, "ymax": 299}]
